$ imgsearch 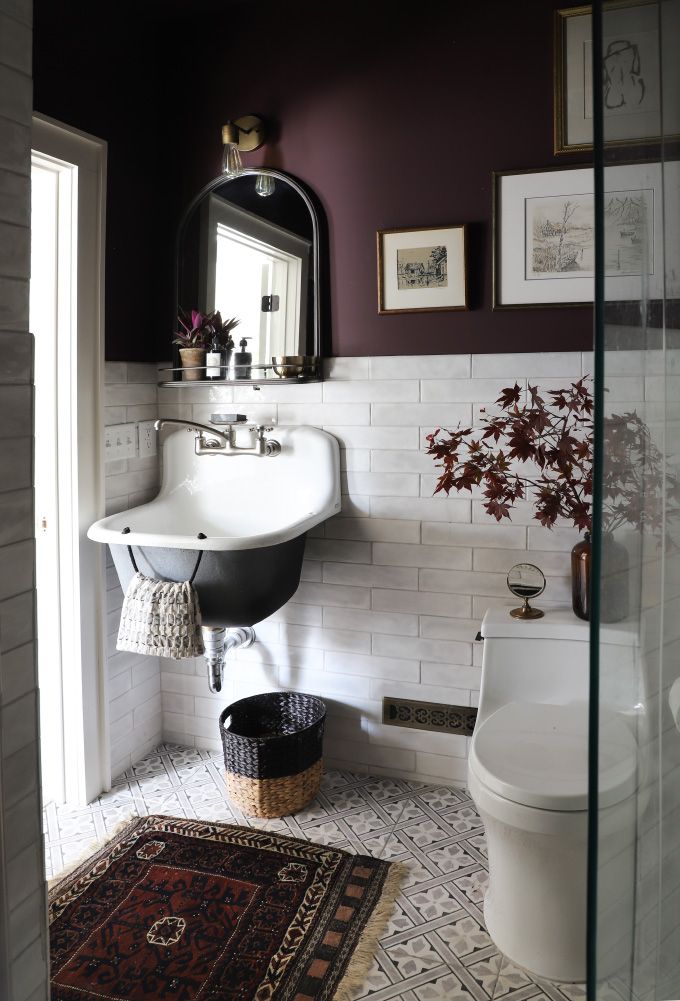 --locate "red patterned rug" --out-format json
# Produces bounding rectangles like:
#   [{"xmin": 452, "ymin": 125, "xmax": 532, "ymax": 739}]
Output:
[{"xmin": 48, "ymin": 815, "xmax": 402, "ymax": 1001}]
